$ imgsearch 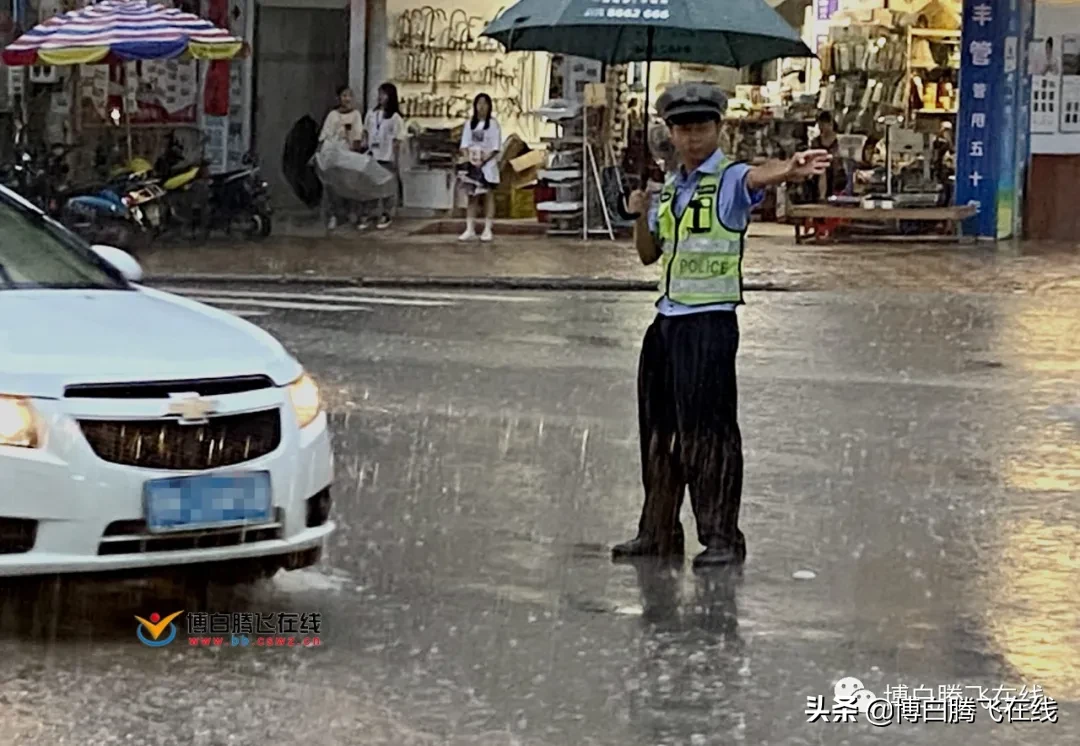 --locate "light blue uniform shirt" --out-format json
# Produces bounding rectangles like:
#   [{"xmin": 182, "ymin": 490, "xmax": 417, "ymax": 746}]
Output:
[{"xmin": 647, "ymin": 149, "xmax": 764, "ymax": 316}]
